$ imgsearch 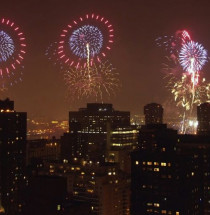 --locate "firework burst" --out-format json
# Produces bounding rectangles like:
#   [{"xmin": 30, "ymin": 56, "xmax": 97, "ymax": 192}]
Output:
[
  {"xmin": 64, "ymin": 61, "xmax": 120, "ymax": 101},
  {"xmin": 0, "ymin": 18, "xmax": 26, "ymax": 90},
  {"xmin": 58, "ymin": 13, "xmax": 114, "ymax": 68},
  {"xmin": 158, "ymin": 30, "xmax": 209, "ymax": 133},
  {"xmin": 179, "ymin": 41, "xmax": 208, "ymax": 74},
  {"xmin": 69, "ymin": 25, "xmax": 103, "ymax": 59},
  {"xmin": 0, "ymin": 30, "xmax": 15, "ymax": 62},
  {"xmin": 46, "ymin": 14, "xmax": 120, "ymax": 102}
]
